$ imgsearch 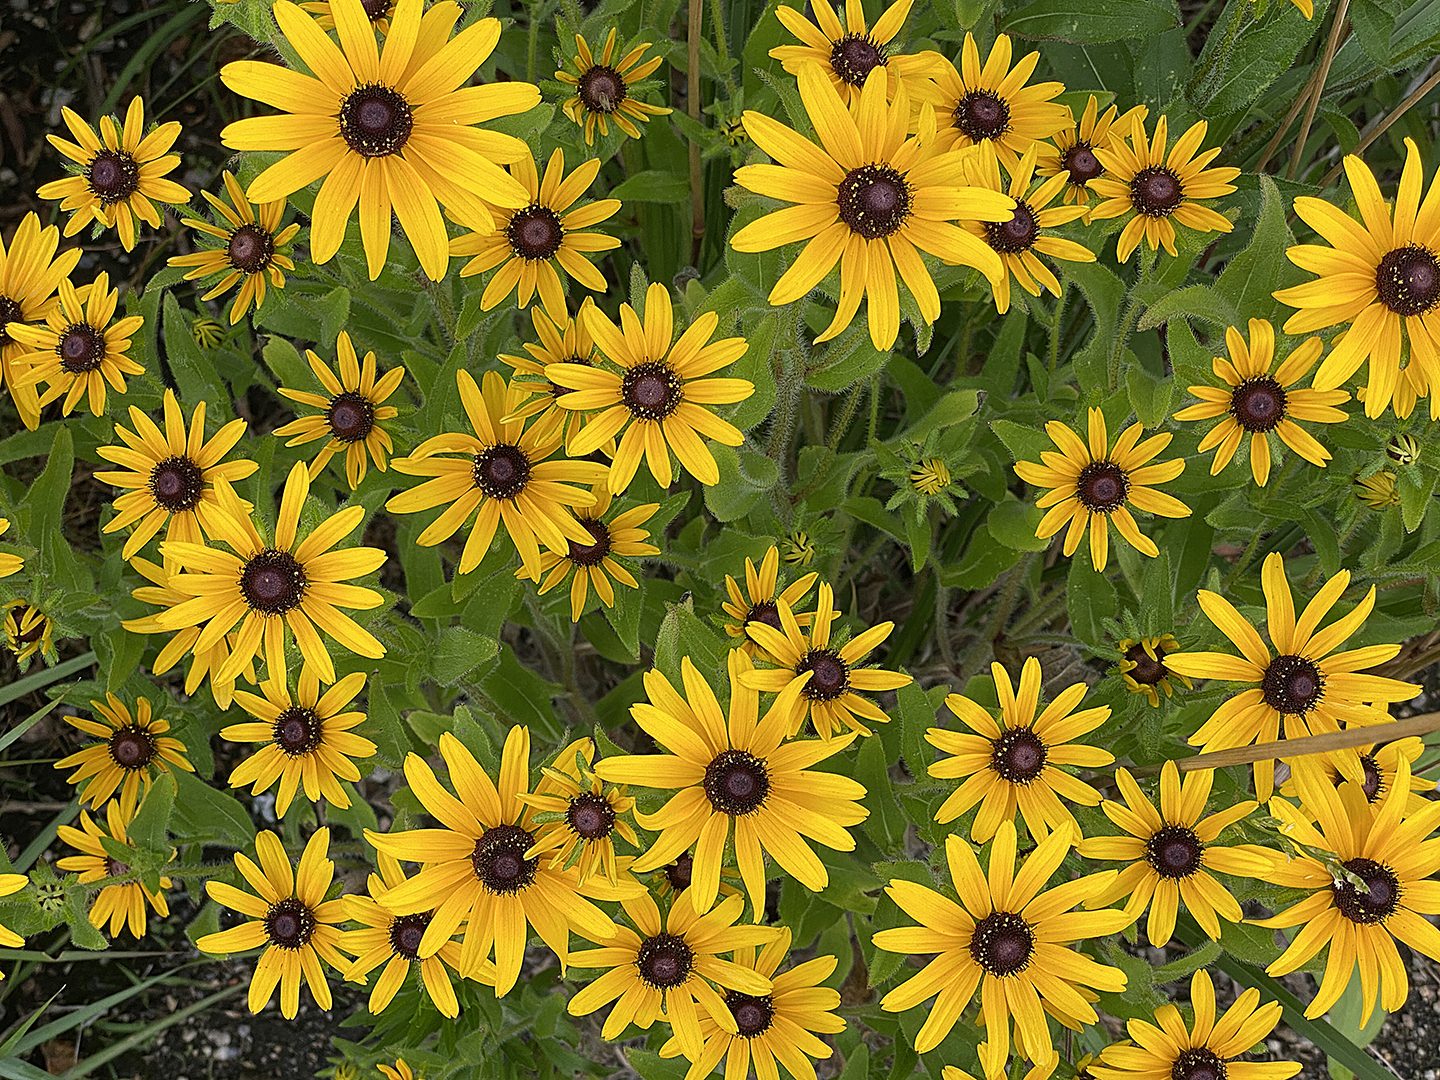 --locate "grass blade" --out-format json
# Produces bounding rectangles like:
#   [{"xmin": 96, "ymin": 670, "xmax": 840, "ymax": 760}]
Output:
[
  {"xmin": 0, "ymin": 651, "xmax": 95, "ymax": 709},
  {"xmin": 0, "ymin": 698, "xmax": 64, "ymax": 756}
]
